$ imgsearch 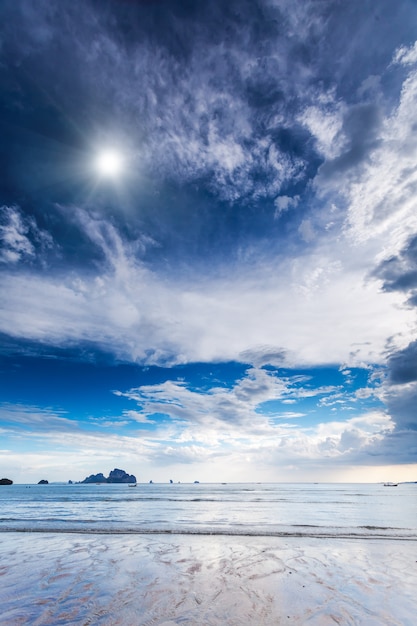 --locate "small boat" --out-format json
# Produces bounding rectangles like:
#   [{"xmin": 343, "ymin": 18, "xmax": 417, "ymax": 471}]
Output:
[
  {"xmin": 383, "ymin": 482, "xmax": 398, "ymax": 487},
  {"xmin": 128, "ymin": 483, "xmax": 137, "ymax": 487}
]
